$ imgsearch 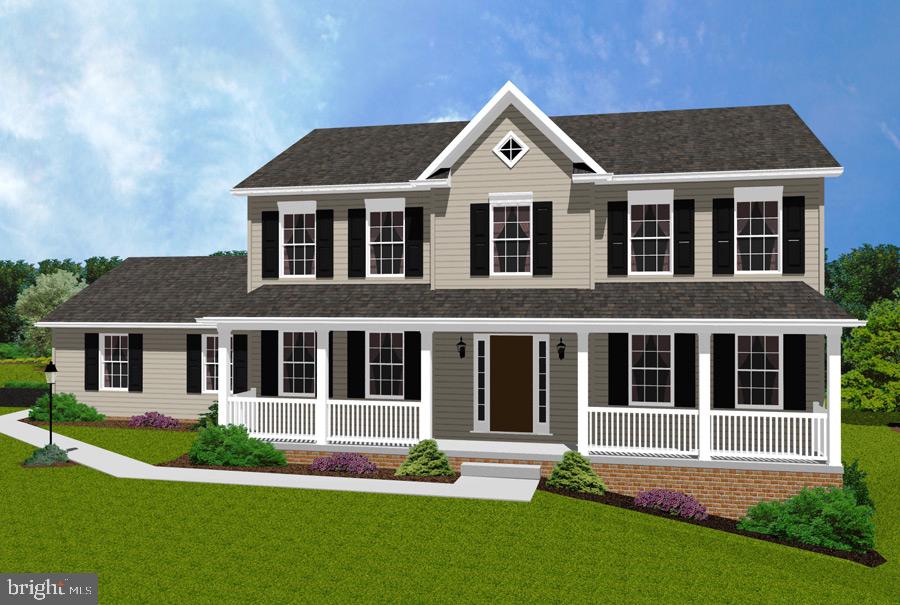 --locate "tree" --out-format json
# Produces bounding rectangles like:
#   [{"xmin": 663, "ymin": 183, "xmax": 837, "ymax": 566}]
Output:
[
  {"xmin": 826, "ymin": 244, "xmax": 900, "ymax": 319},
  {"xmin": 842, "ymin": 290, "xmax": 900, "ymax": 412},
  {"xmin": 37, "ymin": 258, "xmax": 83, "ymax": 278},
  {"xmin": 0, "ymin": 260, "xmax": 37, "ymax": 342},
  {"xmin": 84, "ymin": 256, "xmax": 123, "ymax": 283},
  {"xmin": 210, "ymin": 250, "xmax": 247, "ymax": 256},
  {"xmin": 14, "ymin": 270, "xmax": 86, "ymax": 356}
]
